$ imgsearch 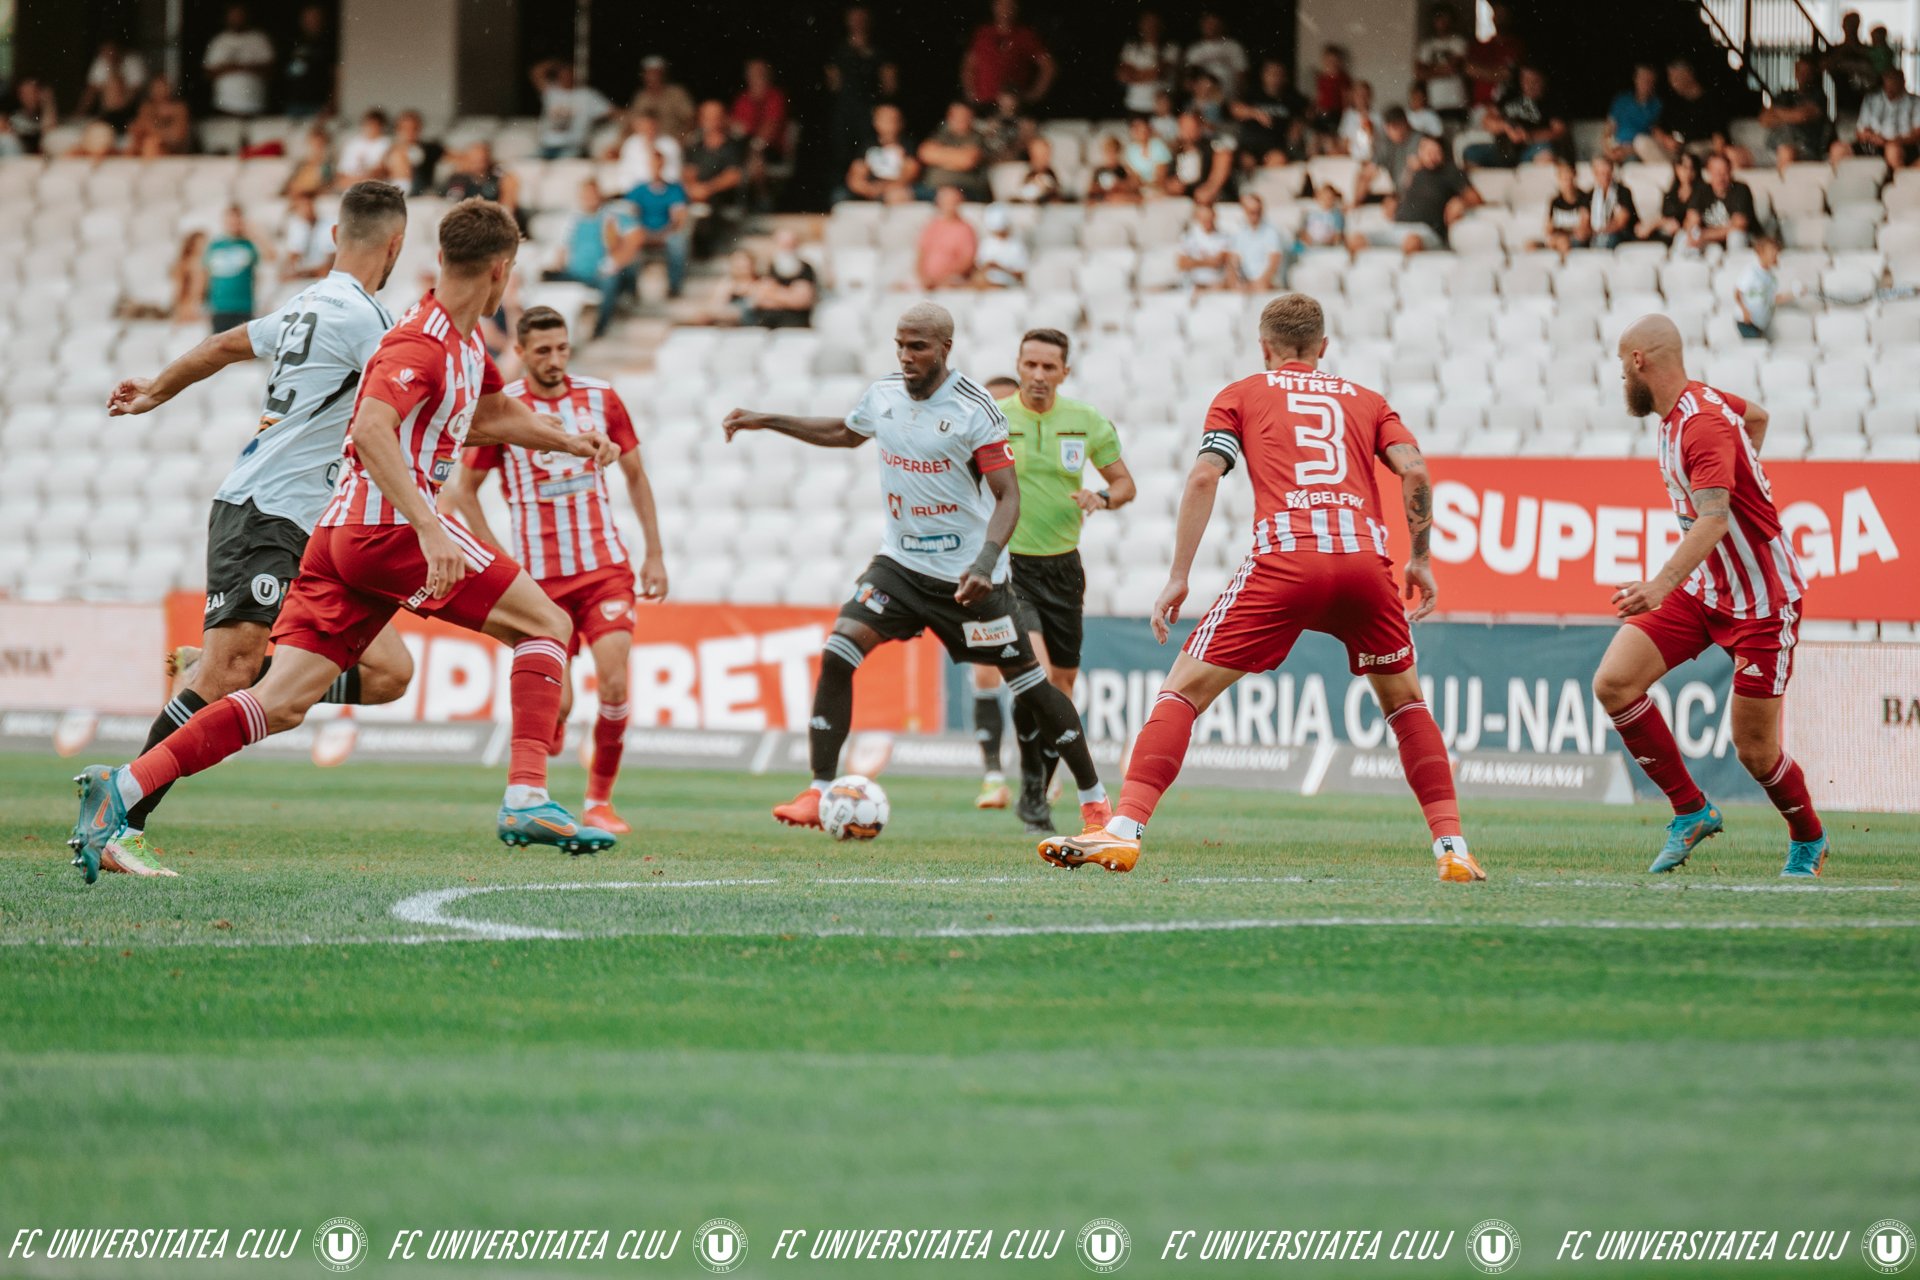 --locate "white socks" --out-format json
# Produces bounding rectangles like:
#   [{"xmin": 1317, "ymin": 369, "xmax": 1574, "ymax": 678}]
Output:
[
  {"xmin": 1104, "ymin": 815, "xmax": 1145, "ymax": 841},
  {"xmin": 1433, "ymin": 835, "xmax": 1472, "ymax": 859},
  {"xmin": 113, "ymin": 766, "xmax": 144, "ymax": 808},
  {"xmin": 1076, "ymin": 783, "xmax": 1107, "ymax": 805},
  {"xmin": 984, "ymin": 771, "xmax": 1005, "ymax": 786},
  {"xmin": 809, "ymin": 779, "xmax": 831, "ymax": 794},
  {"xmin": 504, "ymin": 785, "xmax": 550, "ymax": 809}
]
